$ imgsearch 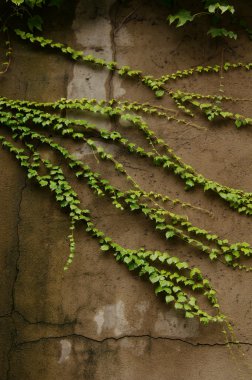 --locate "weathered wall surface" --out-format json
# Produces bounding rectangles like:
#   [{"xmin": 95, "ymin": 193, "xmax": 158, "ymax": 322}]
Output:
[{"xmin": 1, "ymin": 0, "xmax": 252, "ymax": 379}]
